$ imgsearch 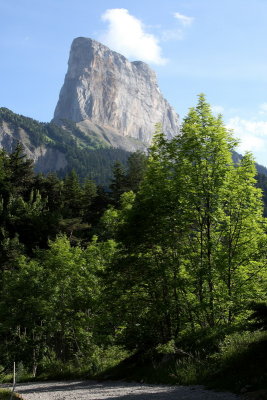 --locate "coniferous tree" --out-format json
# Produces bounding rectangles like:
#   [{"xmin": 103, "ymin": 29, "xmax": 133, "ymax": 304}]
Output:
[
  {"xmin": 109, "ymin": 162, "xmax": 127, "ymax": 205},
  {"xmin": 81, "ymin": 178, "xmax": 97, "ymax": 223},
  {"xmin": 62, "ymin": 170, "xmax": 83, "ymax": 218},
  {"xmin": 126, "ymin": 151, "xmax": 147, "ymax": 192},
  {"xmin": 8, "ymin": 143, "xmax": 34, "ymax": 194}
]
